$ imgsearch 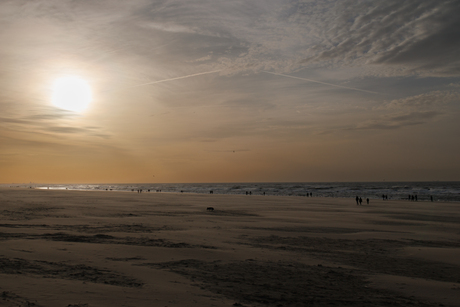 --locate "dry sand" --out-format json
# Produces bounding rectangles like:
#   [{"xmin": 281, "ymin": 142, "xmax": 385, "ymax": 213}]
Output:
[{"xmin": 0, "ymin": 188, "xmax": 459, "ymax": 307}]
